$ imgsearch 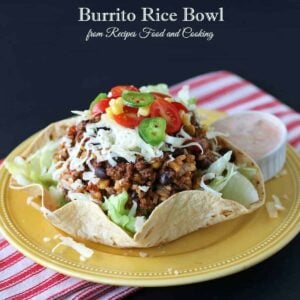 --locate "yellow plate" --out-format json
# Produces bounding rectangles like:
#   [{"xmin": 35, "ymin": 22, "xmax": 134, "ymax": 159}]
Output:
[{"xmin": 0, "ymin": 109, "xmax": 300, "ymax": 287}]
